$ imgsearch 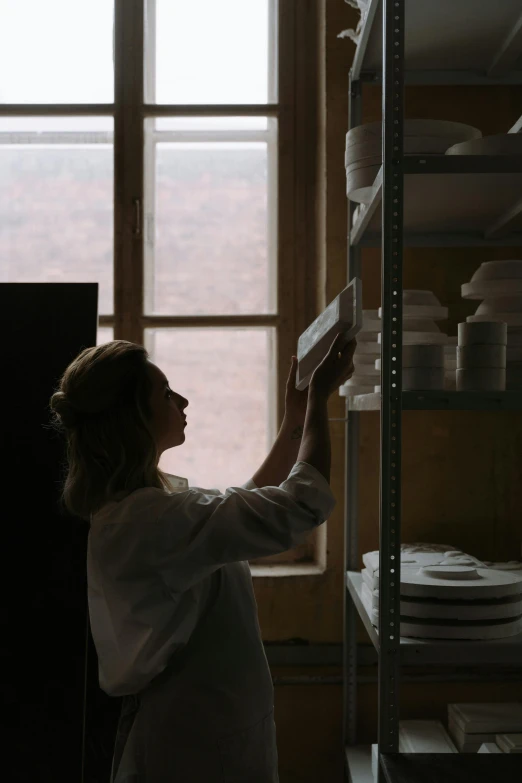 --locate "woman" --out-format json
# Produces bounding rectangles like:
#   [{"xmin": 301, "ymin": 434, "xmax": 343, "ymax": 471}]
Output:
[{"xmin": 49, "ymin": 332, "xmax": 356, "ymax": 782}]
